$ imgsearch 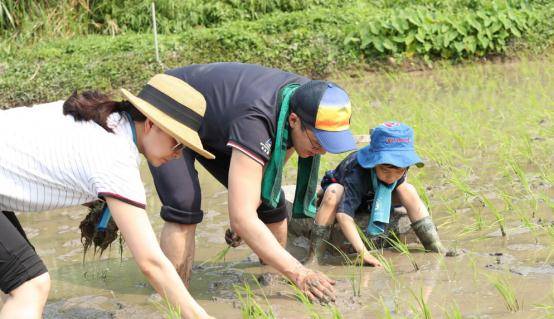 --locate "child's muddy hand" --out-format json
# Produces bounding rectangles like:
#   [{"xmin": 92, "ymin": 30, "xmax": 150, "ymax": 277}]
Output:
[
  {"xmin": 363, "ymin": 254, "xmax": 382, "ymax": 267},
  {"xmin": 296, "ymin": 268, "xmax": 336, "ymax": 303},
  {"xmin": 224, "ymin": 228, "xmax": 242, "ymax": 247}
]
